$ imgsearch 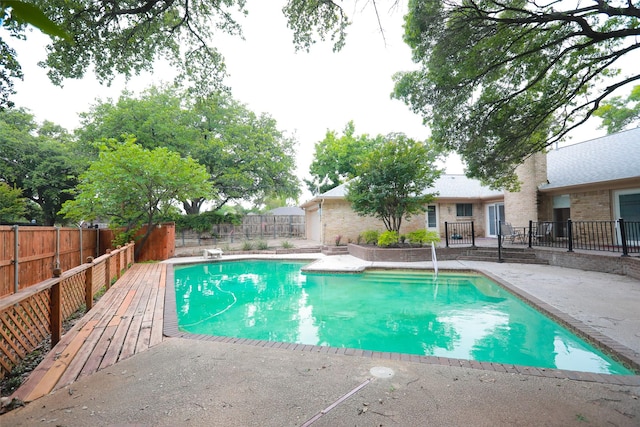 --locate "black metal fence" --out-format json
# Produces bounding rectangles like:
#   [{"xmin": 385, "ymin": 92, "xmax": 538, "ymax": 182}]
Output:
[
  {"xmin": 528, "ymin": 219, "xmax": 640, "ymax": 255},
  {"xmin": 444, "ymin": 221, "xmax": 476, "ymax": 247},
  {"xmin": 445, "ymin": 219, "xmax": 639, "ymax": 256}
]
